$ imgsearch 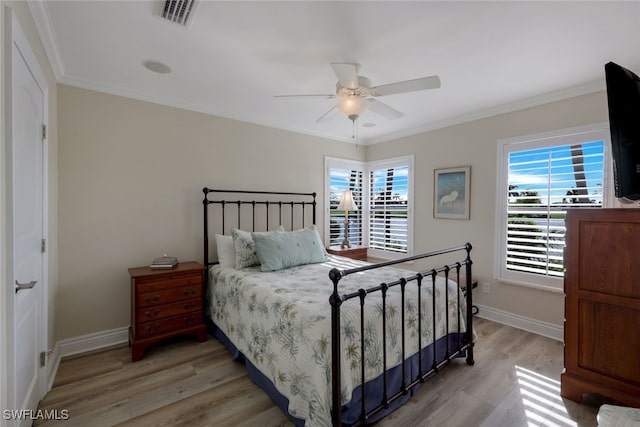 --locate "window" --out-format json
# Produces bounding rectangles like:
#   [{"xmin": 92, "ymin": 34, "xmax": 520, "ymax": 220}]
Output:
[
  {"xmin": 327, "ymin": 161, "xmax": 364, "ymax": 247},
  {"xmin": 495, "ymin": 124, "xmax": 610, "ymax": 290},
  {"xmin": 368, "ymin": 160, "xmax": 411, "ymax": 256},
  {"xmin": 325, "ymin": 156, "xmax": 414, "ymax": 258}
]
